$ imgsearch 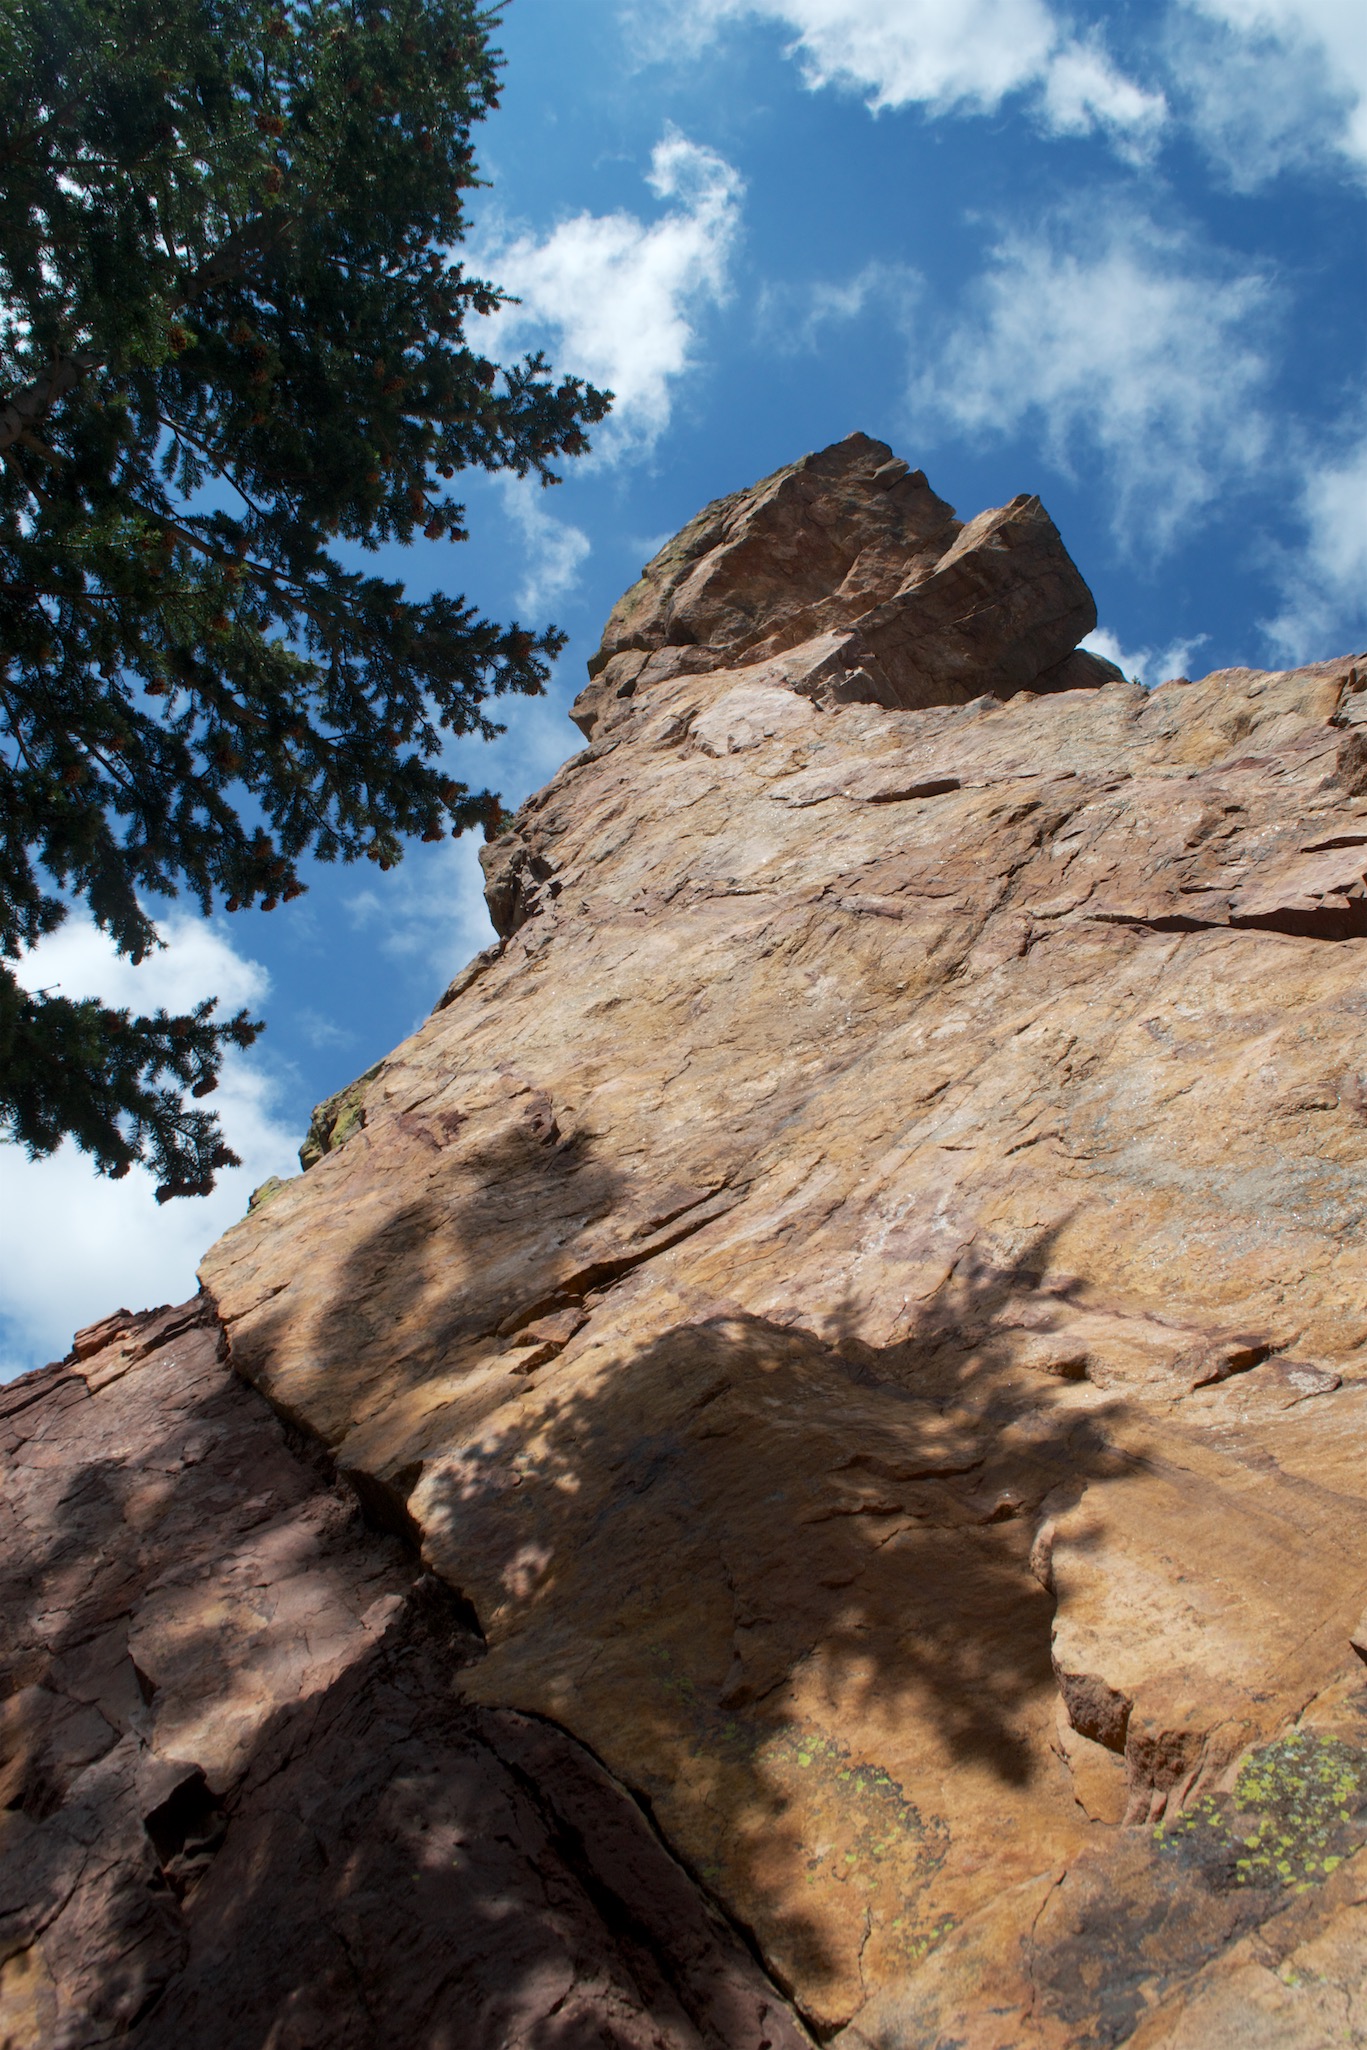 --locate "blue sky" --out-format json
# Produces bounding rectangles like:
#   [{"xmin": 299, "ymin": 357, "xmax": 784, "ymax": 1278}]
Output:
[{"xmin": 2, "ymin": 0, "xmax": 1364, "ymax": 1372}]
